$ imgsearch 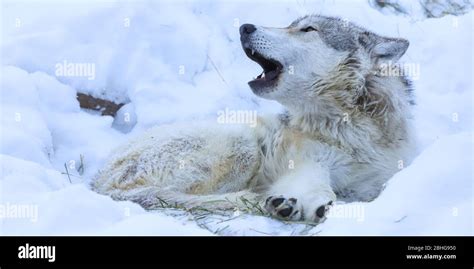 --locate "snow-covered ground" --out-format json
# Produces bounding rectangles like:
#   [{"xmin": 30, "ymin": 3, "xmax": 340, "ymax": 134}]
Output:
[{"xmin": 1, "ymin": 0, "xmax": 472, "ymax": 235}]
